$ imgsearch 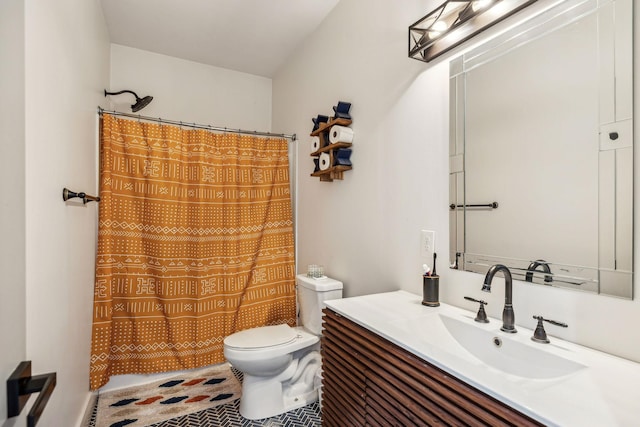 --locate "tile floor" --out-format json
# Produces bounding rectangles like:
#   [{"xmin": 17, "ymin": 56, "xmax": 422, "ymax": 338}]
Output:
[{"xmin": 89, "ymin": 398, "xmax": 321, "ymax": 427}]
